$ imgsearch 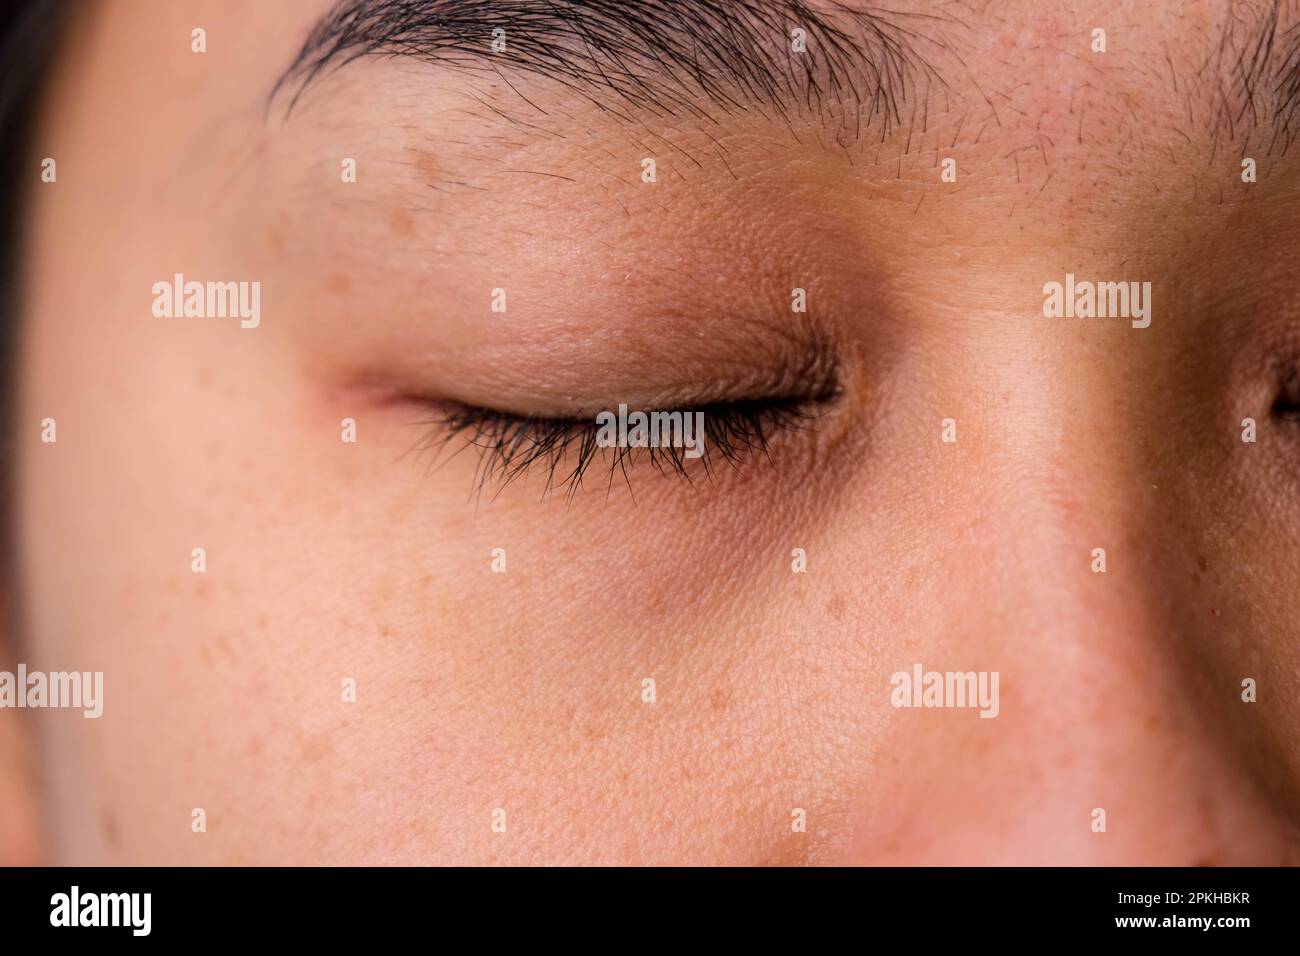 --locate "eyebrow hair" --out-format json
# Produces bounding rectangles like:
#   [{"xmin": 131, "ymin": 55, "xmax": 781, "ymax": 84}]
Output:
[
  {"xmin": 272, "ymin": 0, "xmax": 941, "ymax": 141},
  {"xmin": 1204, "ymin": 0, "xmax": 1300, "ymax": 158},
  {"xmin": 1264, "ymin": 15, "xmax": 1300, "ymax": 154}
]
